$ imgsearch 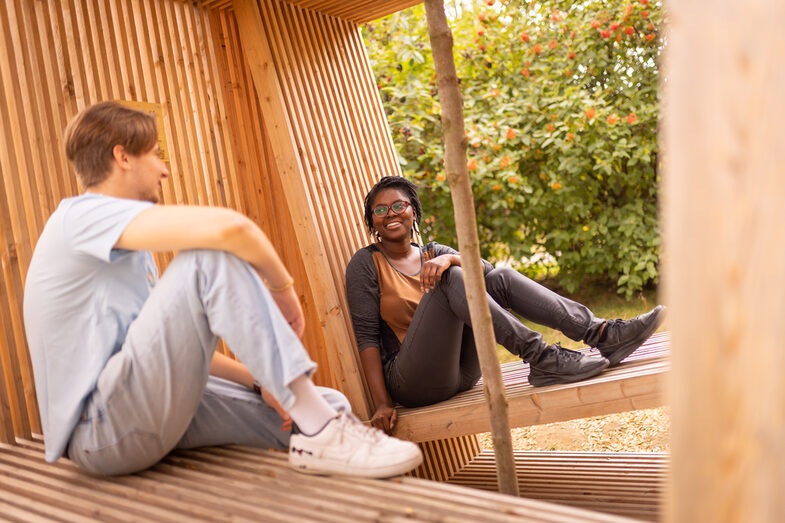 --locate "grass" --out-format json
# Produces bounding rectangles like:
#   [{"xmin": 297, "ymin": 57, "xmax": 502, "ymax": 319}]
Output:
[{"xmin": 495, "ymin": 281, "xmax": 665, "ymax": 364}]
